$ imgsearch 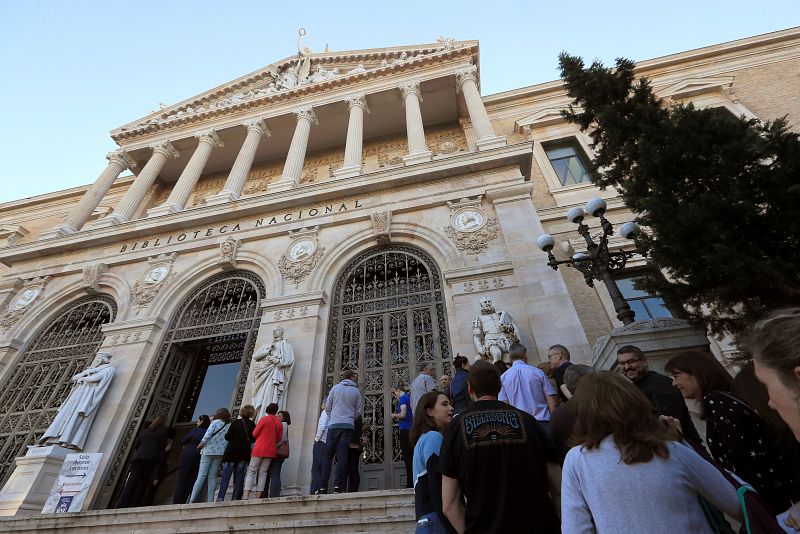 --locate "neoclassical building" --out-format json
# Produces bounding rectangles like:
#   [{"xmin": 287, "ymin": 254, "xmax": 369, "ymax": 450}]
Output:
[{"xmin": 0, "ymin": 28, "xmax": 797, "ymax": 515}]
